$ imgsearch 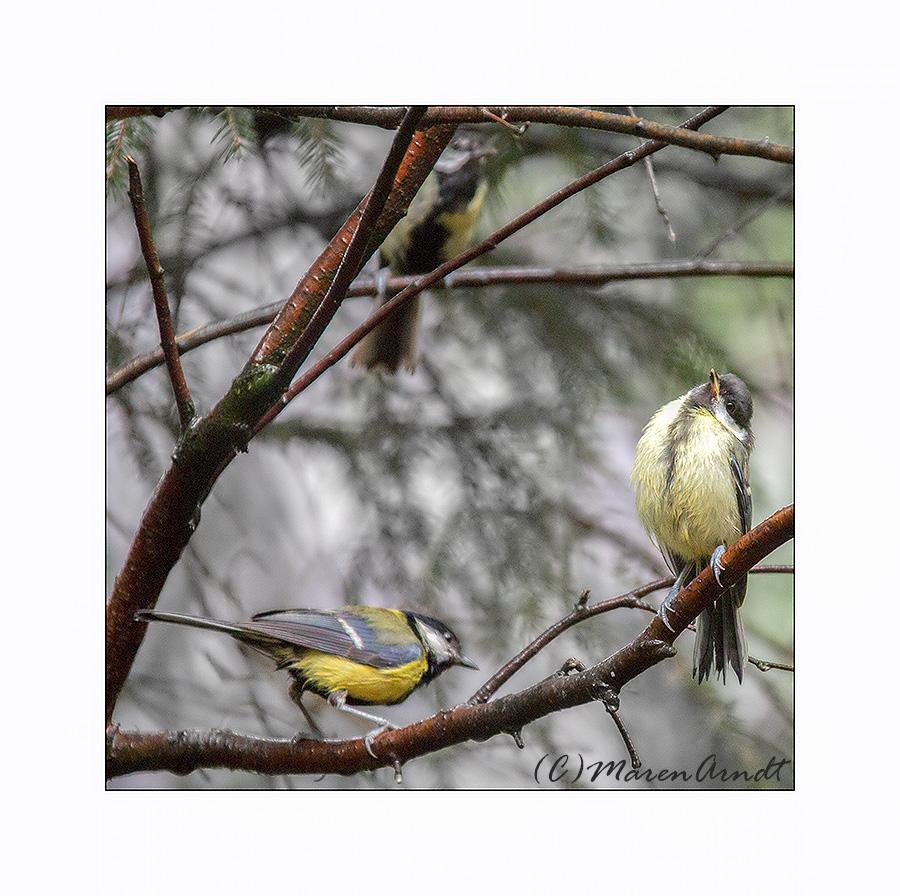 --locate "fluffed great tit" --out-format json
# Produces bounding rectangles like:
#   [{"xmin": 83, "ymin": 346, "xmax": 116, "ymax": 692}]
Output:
[
  {"xmin": 630, "ymin": 369, "xmax": 754, "ymax": 683},
  {"xmin": 350, "ymin": 128, "xmax": 492, "ymax": 373},
  {"xmin": 135, "ymin": 605, "xmax": 478, "ymax": 735}
]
